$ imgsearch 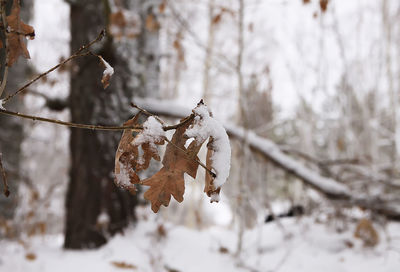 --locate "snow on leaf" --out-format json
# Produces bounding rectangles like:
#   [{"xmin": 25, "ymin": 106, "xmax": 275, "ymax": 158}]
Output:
[
  {"xmin": 132, "ymin": 116, "xmax": 165, "ymax": 171},
  {"xmin": 185, "ymin": 102, "xmax": 231, "ymax": 200},
  {"xmin": 99, "ymin": 56, "xmax": 114, "ymax": 89},
  {"xmin": 141, "ymin": 115, "xmax": 205, "ymax": 213},
  {"xmin": 114, "ymin": 115, "xmax": 142, "ymax": 194},
  {"xmin": 4, "ymin": 0, "xmax": 35, "ymax": 67},
  {"xmin": 114, "ymin": 114, "xmax": 165, "ymax": 195}
]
